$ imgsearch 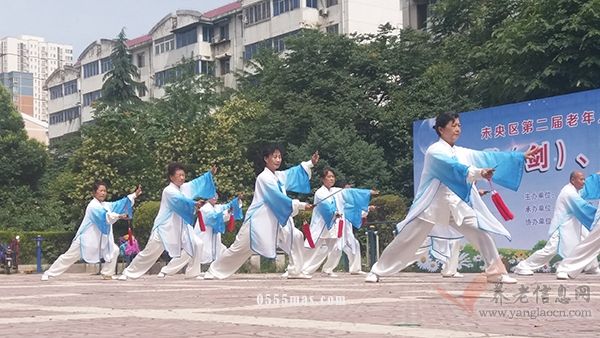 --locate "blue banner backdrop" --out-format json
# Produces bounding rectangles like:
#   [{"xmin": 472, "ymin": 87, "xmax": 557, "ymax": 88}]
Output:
[{"xmin": 413, "ymin": 89, "xmax": 600, "ymax": 249}]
